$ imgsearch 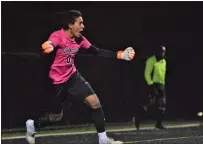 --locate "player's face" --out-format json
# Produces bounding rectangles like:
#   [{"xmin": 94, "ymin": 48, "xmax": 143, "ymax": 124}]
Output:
[
  {"xmin": 69, "ymin": 16, "xmax": 85, "ymax": 38},
  {"xmin": 160, "ymin": 46, "xmax": 166, "ymax": 58},
  {"xmin": 157, "ymin": 46, "xmax": 166, "ymax": 58},
  {"xmin": 161, "ymin": 51, "xmax": 166, "ymax": 58}
]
